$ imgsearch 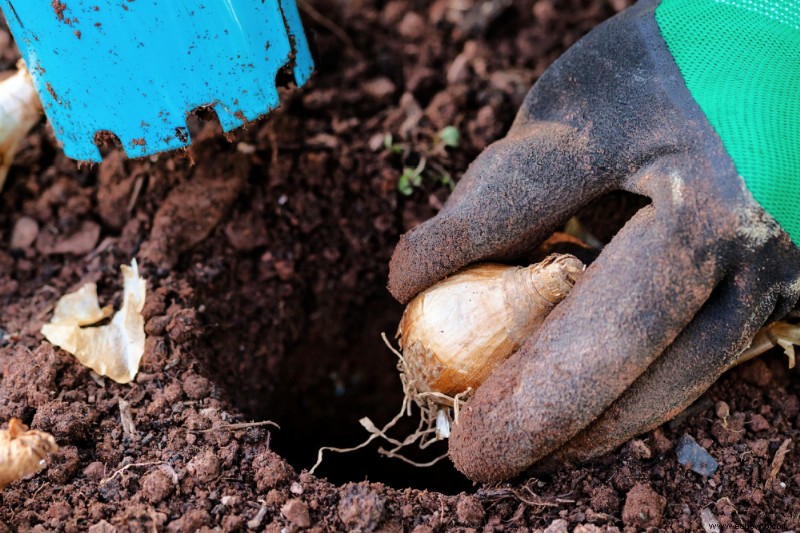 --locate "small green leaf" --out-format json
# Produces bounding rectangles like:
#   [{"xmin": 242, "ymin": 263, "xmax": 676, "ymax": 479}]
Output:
[
  {"xmin": 383, "ymin": 133, "xmax": 404, "ymax": 154},
  {"xmin": 437, "ymin": 126, "xmax": 461, "ymax": 148},
  {"xmin": 398, "ymin": 164, "xmax": 424, "ymax": 196}
]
